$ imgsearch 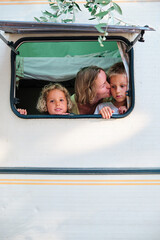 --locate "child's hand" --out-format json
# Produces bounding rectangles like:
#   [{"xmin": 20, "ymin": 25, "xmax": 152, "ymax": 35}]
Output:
[
  {"xmin": 99, "ymin": 107, "xmax": 114, "ymax": 119},
  {"xmin": 17, "ymin": 108, "xmax": 27, "ymax": 115},
  {"xmin": 118, "ymin": 106, "xmax": 127, "ymax": 114}
]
